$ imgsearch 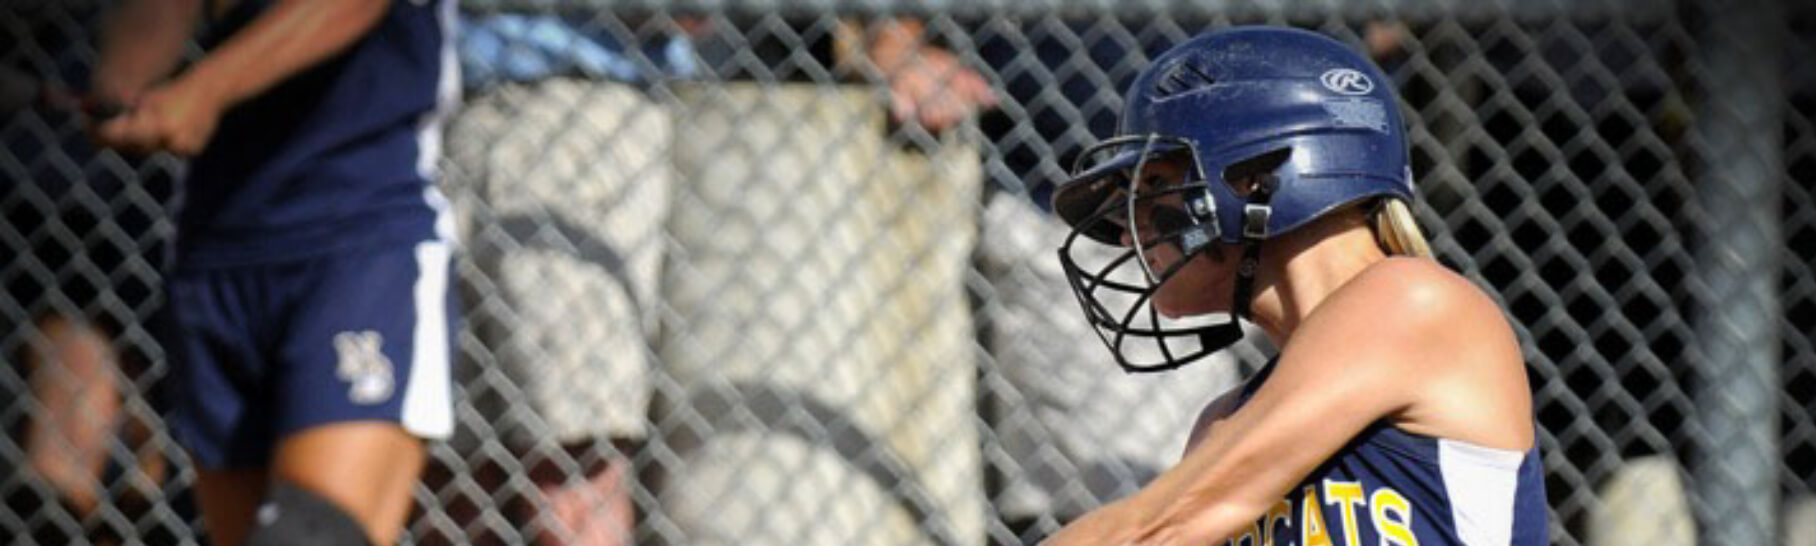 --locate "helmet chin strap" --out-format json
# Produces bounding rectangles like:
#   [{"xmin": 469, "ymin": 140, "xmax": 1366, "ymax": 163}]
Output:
[{"xmin": 1199, "ymin": 174, "xmax": 1277, "ymax": 354}]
